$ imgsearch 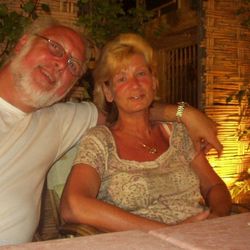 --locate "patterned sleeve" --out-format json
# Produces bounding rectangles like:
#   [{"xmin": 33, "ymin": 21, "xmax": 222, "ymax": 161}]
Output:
[
  {"xmin": 171, "ymin": 122, "xmax": 197, "ymax": 163},
  {"xmin": 73, "ymin": 126, "xmax": 109, "ymax": 178}
]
